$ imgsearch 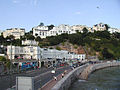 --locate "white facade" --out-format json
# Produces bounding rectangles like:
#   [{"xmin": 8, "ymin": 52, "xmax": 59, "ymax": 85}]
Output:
[
  {"xmin": 93, "ymin": 23, "xmax": 106, "ymax": 31},
  {"xmin": 7, "ymin": 46, "xmax": 41, "ymax": 60},
  {"xmin": 22, "ymin": 40, "xmax": 39, "ymax": 46},
  {"xmin": 0, "ymin": 30, "xmax": 2, "ymax": 36},
  {"xmin": 33, "ymin": 24, "xmax": 76, "ymax": 38},
  {"xmin": 3, "ymin": 28, "xmax": 25, "ymax": 39},
  {"xmin": 32, "ymin": 26, "xmax": 49, "ymax": 38},
  {"xmin": 69, "ymin": 52, "xmax": 86, "ymax": 61},
  {"xmin": 108, "ymin": 28, "xmax": 120, "ymax": 34},
  {"xmin": 7, "ymin": 46, "xmax": 86, "ymax": 62},
  {"xmin": 41, "ymin": 48, "xmax": 69, "ymax": 59},
  {"xmin": 71, "ymin": 25, "xmax": 93, "ymax": 33}
]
